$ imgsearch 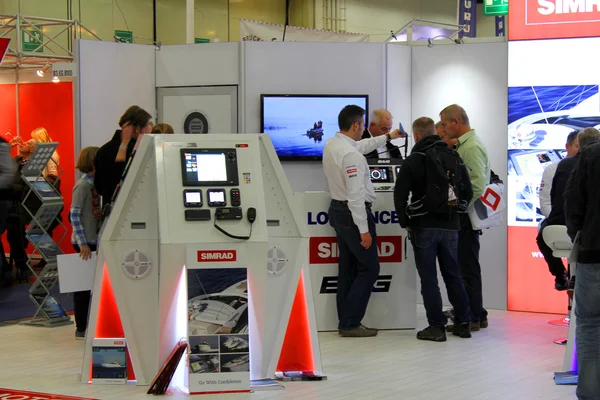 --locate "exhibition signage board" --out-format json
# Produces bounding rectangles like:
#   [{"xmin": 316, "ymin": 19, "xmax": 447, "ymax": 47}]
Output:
[
  {"xmin": 185, "ymin": 245, "xmax": 250, "ymax": 394},
  {"xmin": 484, "ymin": 0, "xmax": 509, "ymax": 15},
  {"xmin": 52, "ymin": 62, "xmax": 76, "ymax": 78},
  {"xmin": 509, "ymin": 0, "xmax": 600, "ymax": 40},
  {"xmin": 458, "ymin": 0, "xmax": 477, "ymax": 38},
  {"xmin": 22, "ymin": 24, "xmax": 43, "ymax": 52},
  {"xmin": 114, "ymin": 30, "xmax": 133, "ymax": 43},
  {"xmin": 300, "ymin": 192, "xmax": 416, "ymax": 331},
  {"xmin": 505, "ymin": 38, "xmax": 596, "ymax": 313}
]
